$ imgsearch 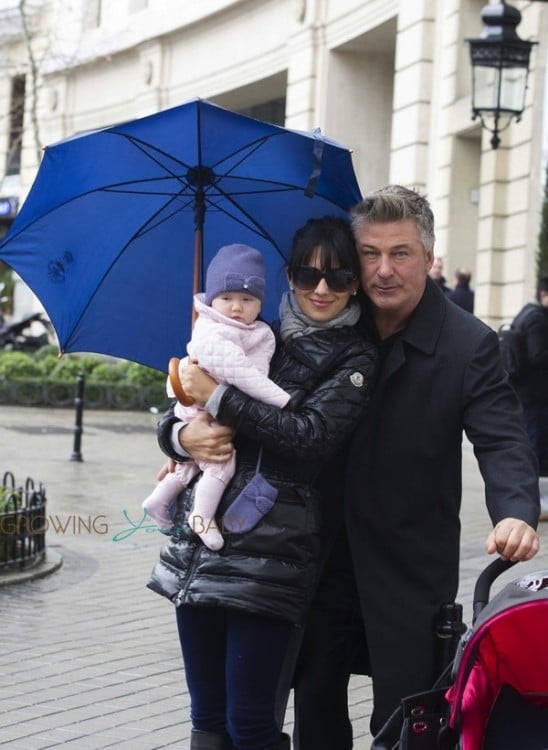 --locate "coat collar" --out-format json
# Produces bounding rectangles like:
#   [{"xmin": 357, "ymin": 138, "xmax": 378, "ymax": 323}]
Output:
[
  {"xmin": 361, "ymin": 277, "xmax": 446, "ymax": 384},
  {"xmin": 400, "ymin": 276, "xmax": 446, "ymax": 355}
]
